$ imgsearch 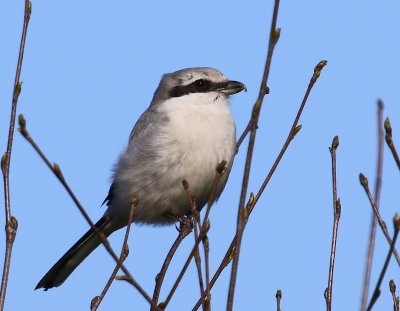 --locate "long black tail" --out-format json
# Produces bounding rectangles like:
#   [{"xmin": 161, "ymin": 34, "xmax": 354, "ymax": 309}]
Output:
[{"xmin": 35, "ymin": 215, "xmax": 112, "ymax": 290}]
